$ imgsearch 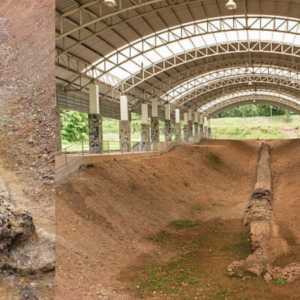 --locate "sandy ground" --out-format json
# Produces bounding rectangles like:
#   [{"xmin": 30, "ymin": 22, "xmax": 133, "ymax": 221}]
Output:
[
  {"xmin": 0, "ymin": 0, "xmax": 55, "ymax": 298},
  {"xmin": 56, "ymin": 140, "xmax": 263, "ymax": 299}
]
